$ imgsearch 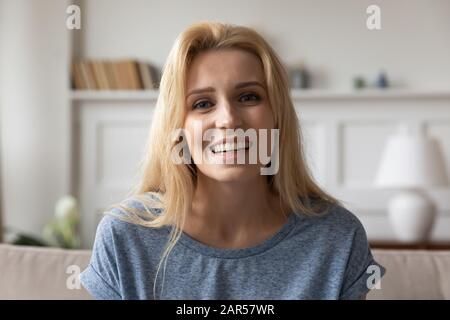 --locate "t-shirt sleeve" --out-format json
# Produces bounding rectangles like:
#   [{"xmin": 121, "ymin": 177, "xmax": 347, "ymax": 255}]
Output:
[
  {"xmin": 80, "ymin": 215, "xmax": 122, "ymax": 300},
  {"xmin": 339, "ymin": 217, "xmax": 386, "ymax": 300}
]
